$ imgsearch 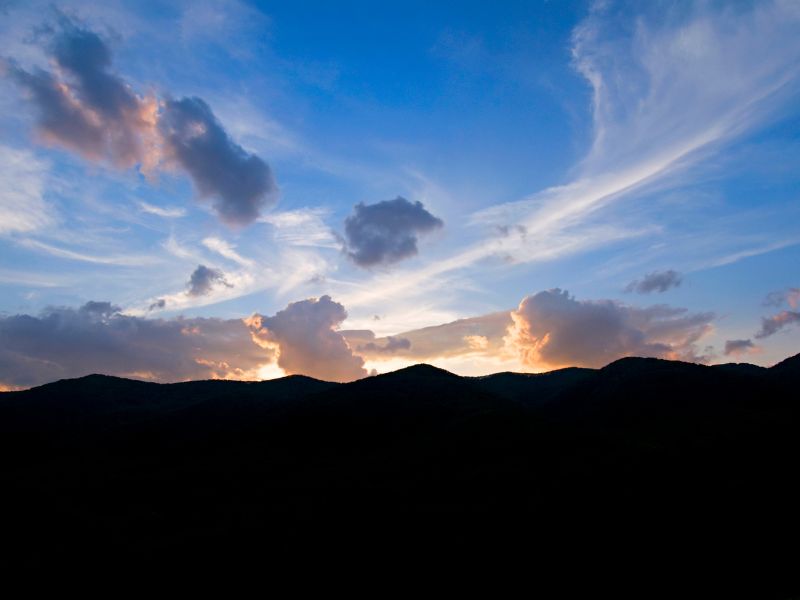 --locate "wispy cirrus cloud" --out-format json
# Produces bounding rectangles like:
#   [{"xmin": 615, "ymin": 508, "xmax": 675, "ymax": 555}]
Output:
[
  {"xmin": 329, "ymin": 1, "xmax": 800, "ymax": 311},
  {"xmin": 260, "ymin": 207, "xmax": 339, "ymax": 249},
  {"xmin": 18, "ymin": 238, "xmax": 160, "ymax": 266},
  {"xmin": 0, "ymin": 145, "xmax": 53, "ymax": 234},
  {"xmin": 138, "ymin": 201, "xmax": 186, "ymax": 218},
  {"xmin": 202, "ymin": 236, "xmax": 254, "ymax": 267}
]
